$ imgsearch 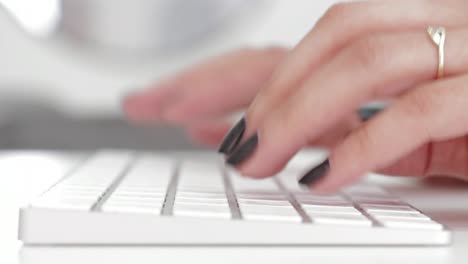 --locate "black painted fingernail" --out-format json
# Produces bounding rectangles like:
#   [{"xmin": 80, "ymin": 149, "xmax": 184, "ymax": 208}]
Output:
[
  {"xmin": 218, "ymin": 118, "xmax": 246, "ymax": 155},
  {"xmin": 299, "ymin": 159, "xmax": 330, "ymax": 186},
  {"xmin": 226, "ymin": 133, "xmax": 258, "ymax": 166},
  {"xmin": 357, "ymin": 106, "xmax": 385, "ymax": 122}
]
